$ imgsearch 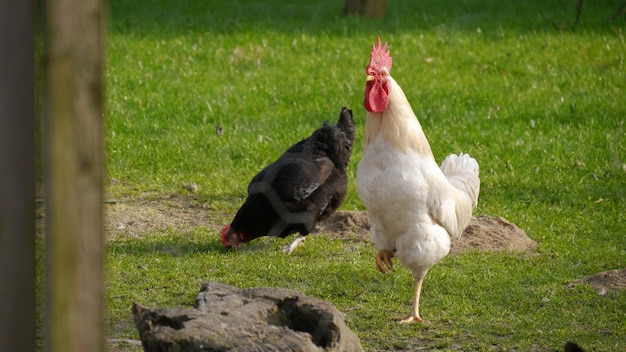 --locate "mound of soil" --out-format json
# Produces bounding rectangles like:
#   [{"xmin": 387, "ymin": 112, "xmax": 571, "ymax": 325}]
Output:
[
  {"xmin": 569, "ymin": 268, "xmax": 626, "ymax": 294},
  {"xmin": 451, "ymin": 215, "xmax": 536, "ymax": 254},
  {"xmin": 317, "ymin": 210, "xmax": 370, "ymax": 240},
  {"xmin": 317, "ymin": 211, "xmax": 536, "ymax": 255},
  {"xmin": 316, "ymin": 211, "xmax": 625, "ymax": 293}
]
